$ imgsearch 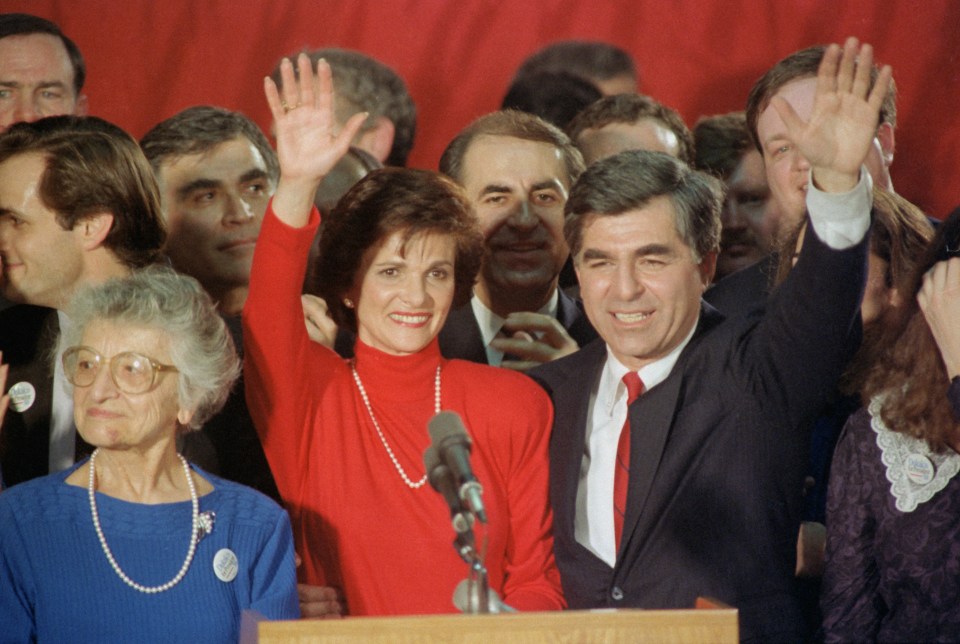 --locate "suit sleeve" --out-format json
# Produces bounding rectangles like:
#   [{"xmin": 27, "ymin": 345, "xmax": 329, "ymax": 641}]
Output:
[
  {"xmin": 736, "ymin": 175, "xmax": 871, "ymax": 428},
  {"xmin": 242, "ymin": 203, "xmax": 341, "ymax": 504},
  {"xmin": 821, "ymin": 411, "xmax": 883, "ymax": 641}
]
